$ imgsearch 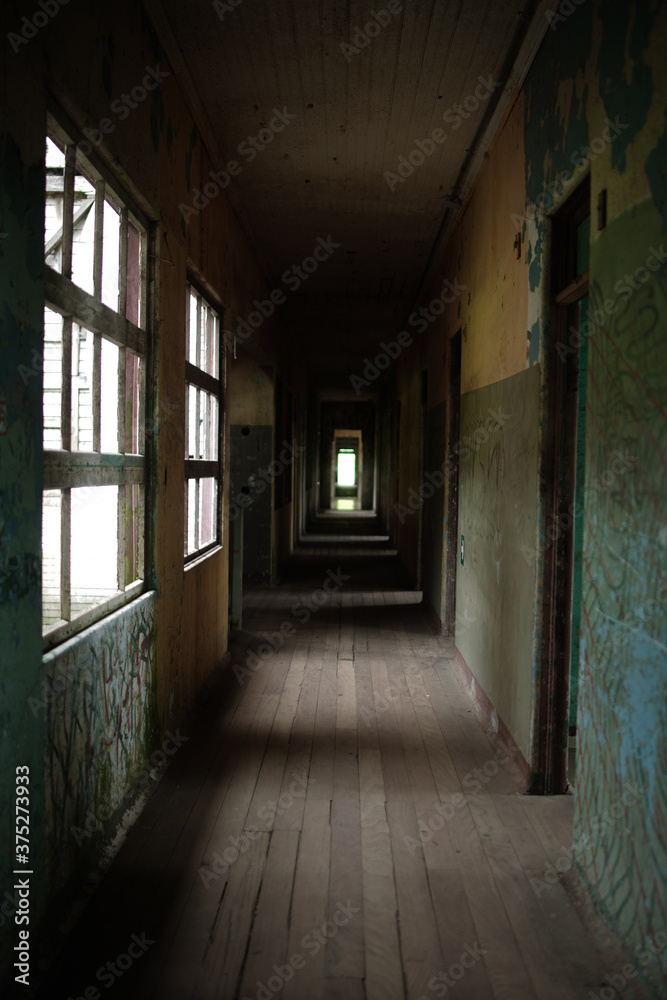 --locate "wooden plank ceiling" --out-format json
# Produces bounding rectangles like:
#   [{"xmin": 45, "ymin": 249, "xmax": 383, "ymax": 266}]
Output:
[{"xmin": 156, "ymin": 0, "xmax": 528, "ymax": 385}]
